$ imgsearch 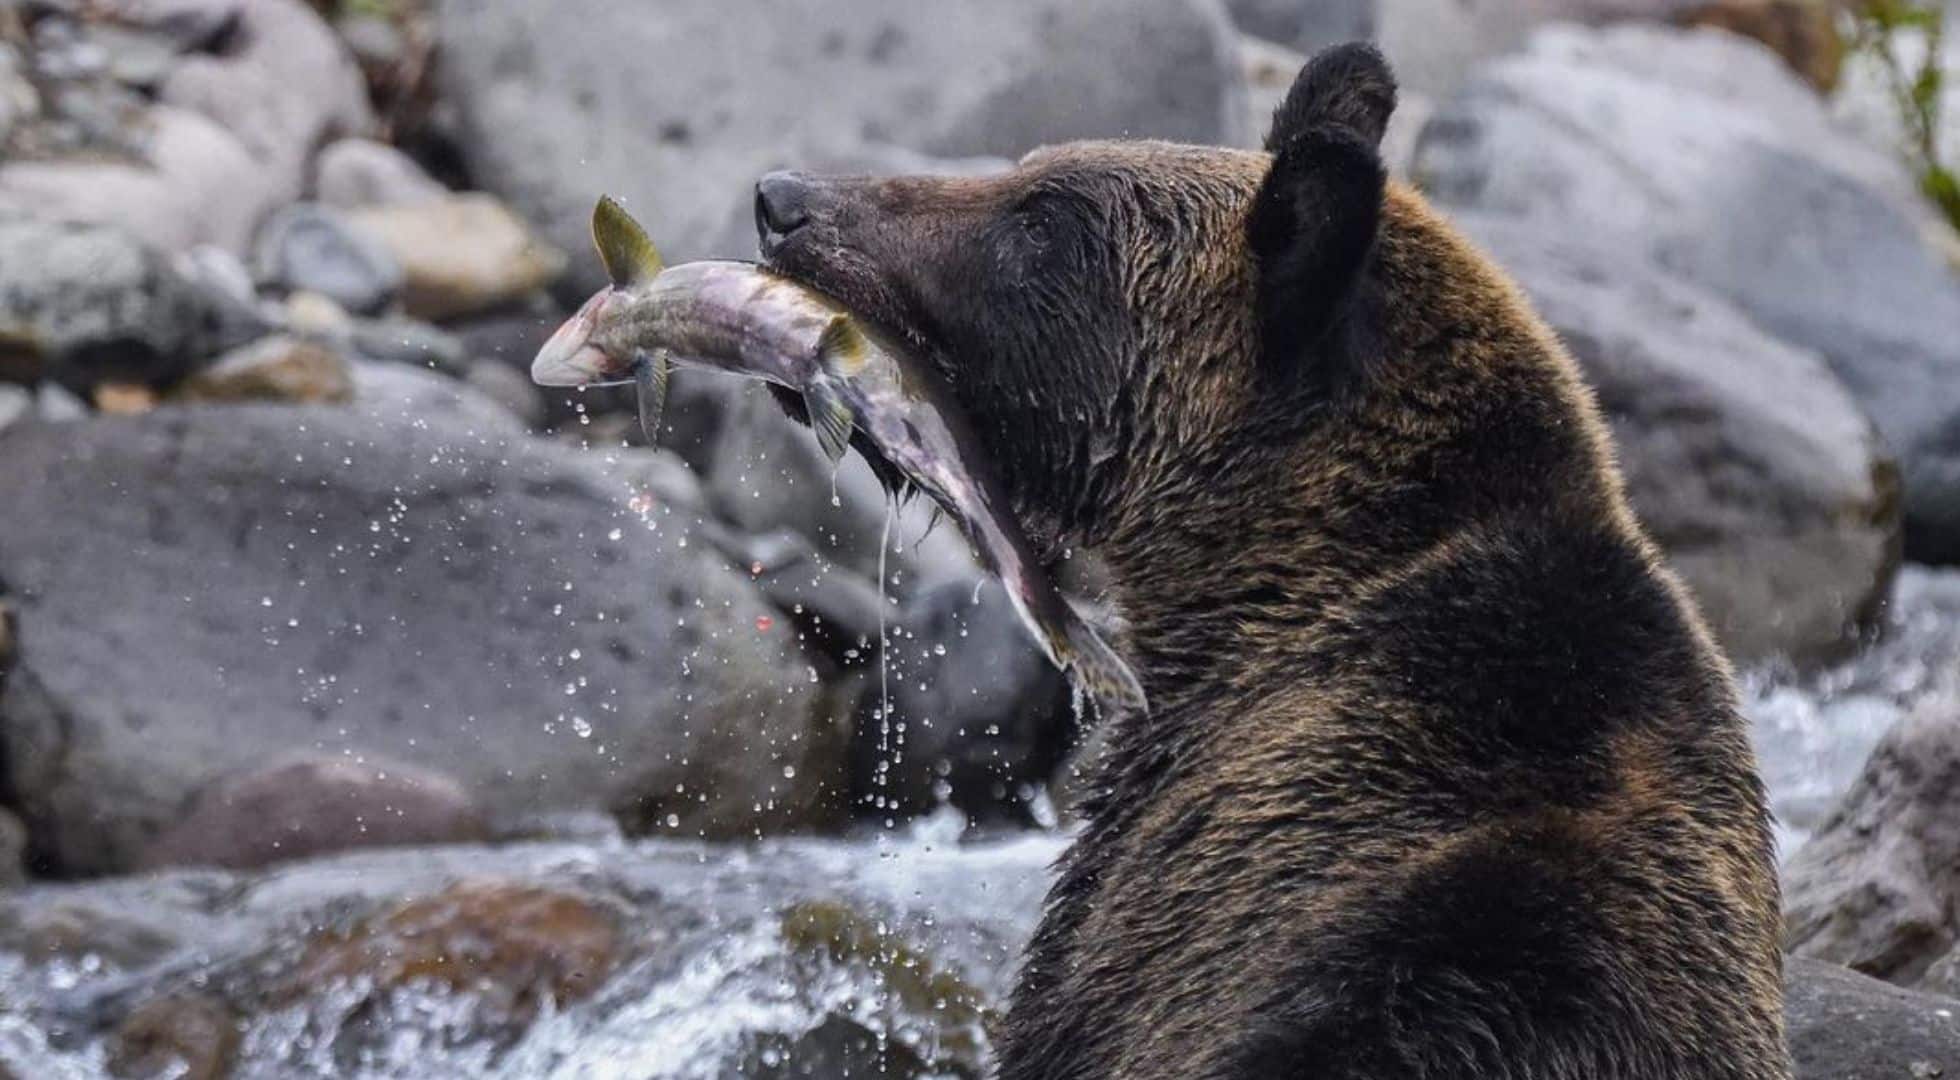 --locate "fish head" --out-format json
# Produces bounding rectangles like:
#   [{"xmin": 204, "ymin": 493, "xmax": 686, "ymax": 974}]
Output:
[{"xmin": 531, "ymin": 286, "xmax": 639, "ymax": 387}]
